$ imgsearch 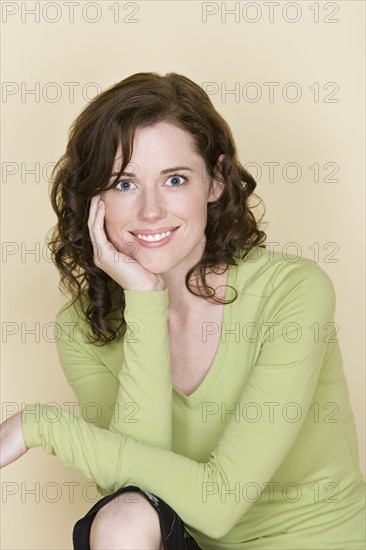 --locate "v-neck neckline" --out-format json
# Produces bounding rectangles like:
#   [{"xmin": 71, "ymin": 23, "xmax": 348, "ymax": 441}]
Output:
[{"xmin": 172, "ymin": 260, "xmax": 238, "ymax": 408}]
